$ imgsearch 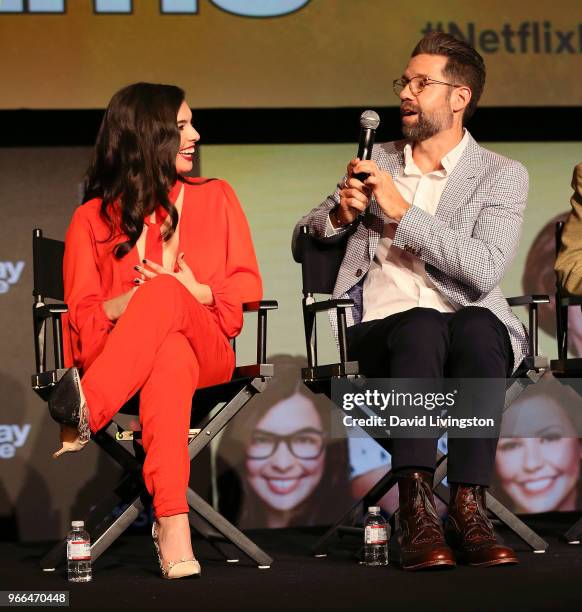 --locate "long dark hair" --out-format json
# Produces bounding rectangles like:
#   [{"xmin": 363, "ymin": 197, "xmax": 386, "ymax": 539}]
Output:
[
  {"xmin": 215, "ymin": 355, "xmax": 353, "ymax": 529},
  {"xmin": 84, "ymin": 82, "xmax": 186, "ymax": 258}
]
